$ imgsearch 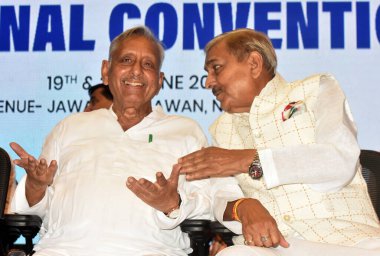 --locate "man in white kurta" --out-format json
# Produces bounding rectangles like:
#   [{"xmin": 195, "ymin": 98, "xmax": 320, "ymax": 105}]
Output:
[
  {"xmin": 12, "ymin": 106, "xmax": 212, "ymax": 256},
  {"xmin": 10, "ymin": 26, "xmax": 215, "ymax": 256}
]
